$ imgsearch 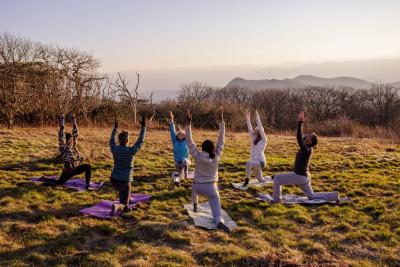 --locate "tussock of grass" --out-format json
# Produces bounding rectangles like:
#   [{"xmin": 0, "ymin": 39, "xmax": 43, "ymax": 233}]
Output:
[{"xmin": 0, "ymin": 127, "xmax": 399, "ymax": 266}]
